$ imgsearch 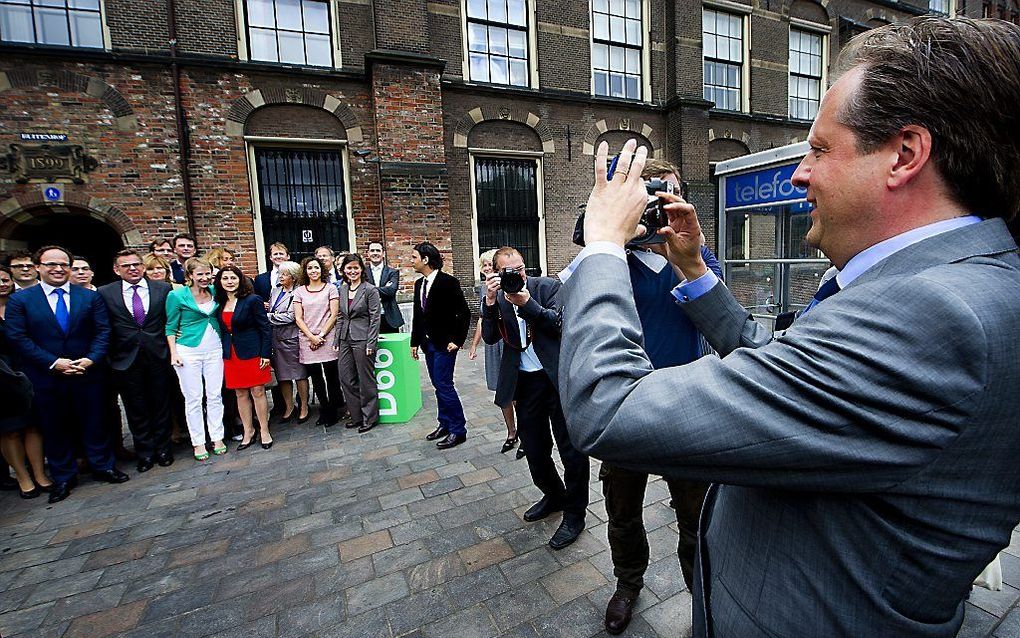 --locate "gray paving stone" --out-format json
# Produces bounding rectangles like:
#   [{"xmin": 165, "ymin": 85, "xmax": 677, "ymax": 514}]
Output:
[
  {"xmin": 42, "ymin": 583, "xmax": 127, "ymax": 625},
  {"xmin": 0, "ymin": 601, "xmax": 55, "ymax": 636},
  {"xmin": 445, "ymin": 565, "xmax": 512, "ymax": 608},
  {"xmin": 484, "ymin": 580, "xmax": 559, "ymax": 633},
  {"xmin": 970, "ymin": 584, "xmax": 1020, "ymax": 617},
  {"xmin": 640, "ymin": 590, "xmax": 694, "ymax": 638},
  {"xmin": 97, "ymin": 554, "xmax": 169, "ymax": 587},
  {"xmin": 278, "ymin": 592, "xmax": 345, "ymax": 638},
  {"xmin": 23, "ymin": 569, "xmax": 104, "ymax": 606},
  {"xmin": 531, "ymin": 595, "xmax": 604, "ymax": 638},
  {"xmin": 420, "ymin": 477, "xmax": 464, "ymax": 498},
  {"xmin": 422, "ymin": 601, "xmax": 498, "ymax": 638},
  {"xmin": 389, "ymin": 516, "xmax": 443, "ymax": 546},
  {"xmin": 959, "ymin": 603, "xmax": 1000, "ymax": 638},
  {"xmin": 314, "ymin": 556, "xmax": 377, "ymax": 597},
  {"xmin": 139, "ymin": 577, "xmax": 221, "ymax": 623},
  {"xmin": 0, "ymin": 545, "xmax": 68, "ymax": 573},
  {"xmin": 317, "ymin": 606, "xmax": 391, "ymax": 638},
  {"xmin": 993, "ymin": 605, "xmax": 1020, "ymax": 637},
  {"xmin": 0, "ymin": 584, "xmax": 34, "ymax": 615},
  {"xmin": 214, "ymin": 563, "xmax": 280, "ymax": 602},
  {"xmin": 346, "ymin": 571, "xmax": 409, "ymax": 616},
  {"xmin": 283, "ymin": 511, "xmax": 335, "ymax": 538},
  {"xmin": 499, "ymin": 547, "xmax": 562, "ymax": 587},
  {"xmin": 115, "ymin": 620, "xmax": 183, "ymax": 638},
  {"xmin": 11, "ymin": 553, "xmax": 90, "ymax": 588},
  {"xmin": 385, "ymin": 585, "xmax": 457, "ymax": 636}
]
